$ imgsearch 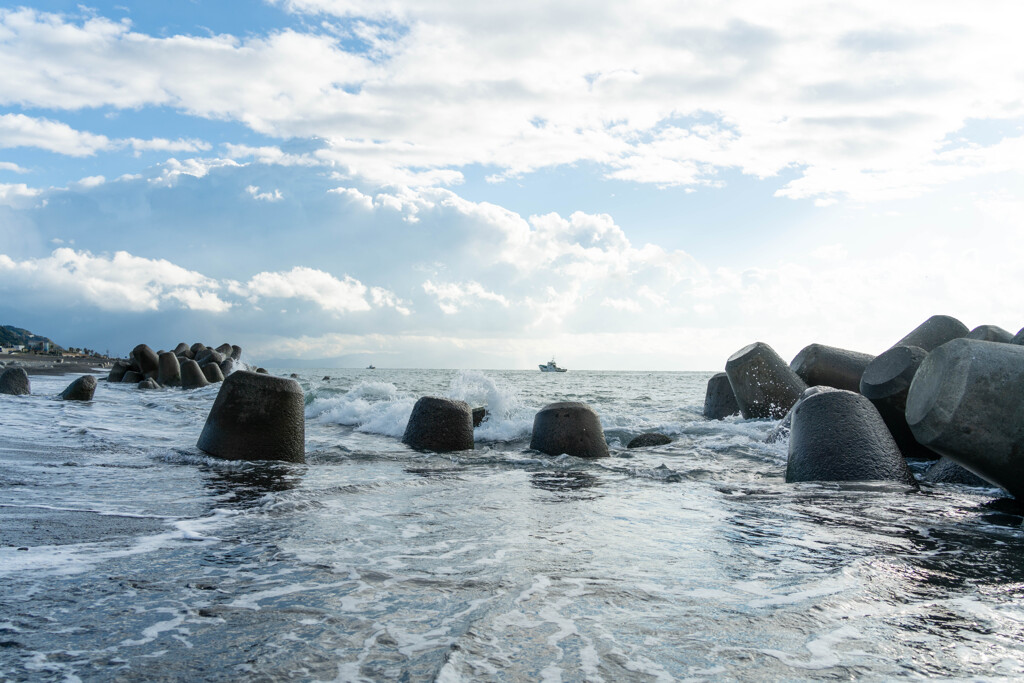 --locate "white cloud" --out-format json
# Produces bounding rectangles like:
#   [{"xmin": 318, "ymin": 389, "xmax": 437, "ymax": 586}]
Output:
[
  {"xmin": 74, "ymin": 175, "xmax": 105, "ymax": 188},
  {"xmin": 422, "ymin": 279, "xmax": 509, "ymax": 313},
  {"xmin": 239, "ymin": 266, "xmax": 407, "ymax": 314},
  {"xmin": 1, "ymin": 4, "xmax": 1020, "ymax": 199},
  {"xmin": 127, "ymin": 137, "xmax": 211, "ymax": 155},
  {"xmin": 0, "ymin": 248, "xmax": 231, "ymax": 312},
  {"xmin": 245, "ymin": 184, "xmax": 284, "ymax": 201},
  {"xmin": 0, "ymin": 113, "xmax": 110, "ymax": 156},
  {"xmin": 328, "ymin": 185, "xmax": 374, "ymax": 210},
  {"xmin": 0, "ymin": 182, "xmax": 41, "ymax": 206},
  {"xmin": 0, "ymin": 161, "xmax": 28, "ymax": 173},
  {"xmin": 157, "ymin": 156, "xmax": 241, "ymax": 183}
]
